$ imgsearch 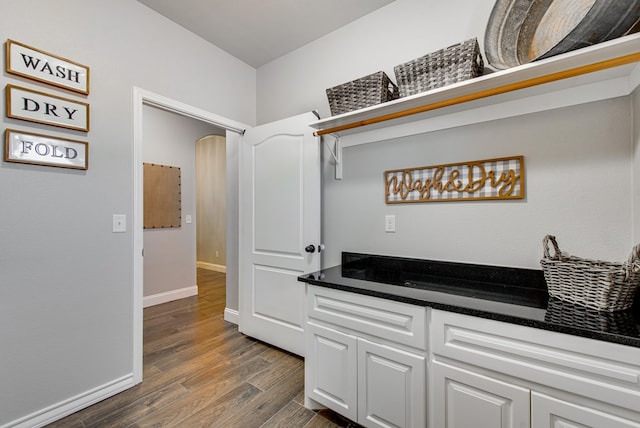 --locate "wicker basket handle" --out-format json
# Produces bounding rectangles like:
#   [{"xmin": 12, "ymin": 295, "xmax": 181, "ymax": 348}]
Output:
[
  {"xmin": 625, "ymin": 244, "xmax": 640, "ymax": 275},
  {"xmin": 387, "ymin": 81, "xmax": 399, "ymax": 98},
  {"xmin": 474, "ymin": 51, "xmax": 484, "ymax": 70},
  {"xmin": 542, "ymin": 235, "xmax": 562, "ymax": 260}
]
